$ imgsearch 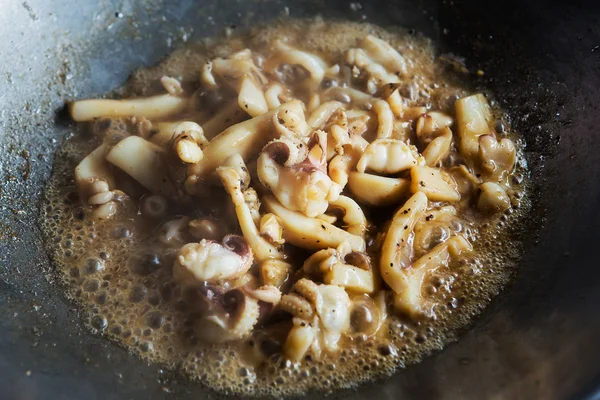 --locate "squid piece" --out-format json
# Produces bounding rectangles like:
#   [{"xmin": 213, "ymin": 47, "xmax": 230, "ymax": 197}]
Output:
[
  {"xmin": 209, "ymin": 50, "xmax": 269, "ymax": 117},
  {"xmin": 74, "ymin": 144, "xmax": 115, "ymax": 197},
  {"xmin": 303, "ymin": 244, "xmax": 377, "ymax": 294},
  {"xmin": 238, "ymin": 76, "xmax": 269, "ymax": 117},
  {"xmin": 105, "ymin": 136, "xmax": 174, "ymax": 196},
  {"xmin": 187, "ymin": 100, "xmax": 304, "ymax": 183},
  {"xmin": 347, "ymin": 113, "xmax": 372, "ymax": 136},
  {"xmin": 449, "ymin": 165, "xmax": 481, "ymax": 198},
  {"xmin": 69, "ymin": 94, "xmax": 189, "ymax": 122},
  {"xmin": 346, "ymin": 35, "xmax": 407, "ymax": 93},
  {"xmin": 377, "ymin": 83, "xmax": 428, "ymax": 124},
  {"xmin": 360, "ymin": 35, "xmax": 408, "ymax": 76},
  {"xmin": 478, "ymin": 134, "xmax": 517, "ymax": 179},
  {"xmin": 158, "ymin": 216, "xmax": 192, "ymax": 248},
  {"xmin": 259, "ymin": 213, "xmax": 285, "ymax": 245},
  {"xmin": 217, "ymin": 166, "xmax": 284, "ymax": 261},
  {"xmin": 264, "ymin": 83, "xmax": 287, "ymax": 110},
  {"xmin": 265, "ymin": 41, "xmax": 328, "ymax": 87},
  {"xmin": 263, "ymin": 195, "xmax": 366, "ymax": 252},
  {"xmin": 415, "ymin": 111, "xmax": 454, "ymax": 145},
  {"xmin": 380, "ymin": 192, "xmax": 428, "ymax": 294},
  {"xmin": 281, "ymin": 279, "xmax": 351, "ymax": 361},
  {"xmin": 327, "ymin": 195, "xmax": 367, "ymax": 238},
  {"xmin": 455, "ymin": 94, "xmax": 493, "ymax": 160},
  {"xmin": 307, "ymin": 101, "xmax": 345, "ymax": 129},
  {"xmin": 171, "ymin": 122, "xmax": 208, "ymax": 164},
  {"xmin": 322, "ymin": 87, "xmax": 375, "ymax": 108},
  {"xmin": 373, "ymin": 100, "xmax": 394, "ymax": 139},
  {"xmin": 347, "ymin": 172, "xmax": 410, "ymax": 206},
  {"xmin": 160, "ymin": 76, "xmax": 184, "ymax": 96},
  {"xmin": 422, "ymin": 127, "xmax": 453, "ymax": 167},
  {"xmin": 272, "ymin": 107, "xmax": 310, "ymax": 139},
  {"xmin": 150, "ymin": 121, "xmax": 208, "ymax": 164},
  {"xmin": 328, "ymin": 135, "xmax": 370, "ymax": 189},
  {"xmin": 257, "ymin": 132, "xmax": 342, "ymax": 218},
  {"xmin": 478, "ymin": 182, "xmax": 511, "ymax": 213},
  {"xmin": 356, "ymin": 139, "xmax": 418, "ymax": 174},
  {"xmin": 245, "ymin": 285, "xmax": 282, "ymax": 305},
  {"xmin": 200, "ymin": 61, "xmax": 218, "ymax": 89},
  {"xmin": 410, "ymin": 166, "xmax": 460, "ymax": 202},
  {"xmin": 393, "ymin": 235, "xmax": 472, "ymax": 315},
  {"xmin": 211, "ymin": 49, "xmax": 268, "ymax": 89},
  {"xmin": 173, "ymin": 234, "xmax": 253, "ymax": 284},
  {"xmin": 196, "ymin": 288, "xmax": 261, "ymax": 343},
  {"xmin": 284, "ymin": 320, "xmax": 316, "ymax": 362},
  {"xmin": 260, "ymin": 259, "xmax": 292, "ymax": 289},
  {"xmin": 323, "ymin": 264, "xmax": 375, "ymax": 293},
  {"xmin": 201, "ymin": 101, "xmax": 248, "ymax": 140}
]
